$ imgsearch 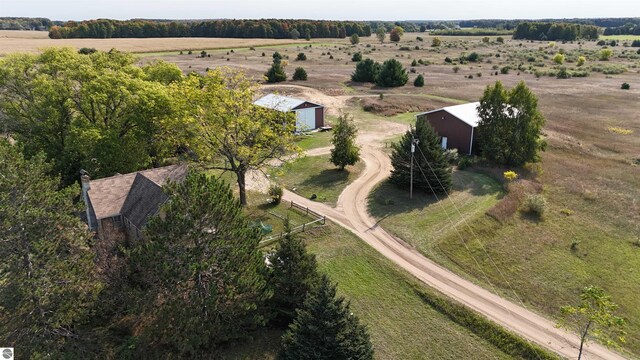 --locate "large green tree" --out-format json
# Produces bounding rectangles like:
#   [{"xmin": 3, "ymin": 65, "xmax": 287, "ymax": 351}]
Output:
[
  {"xmin": 558, "ymin": 286, "xmax": 626, "ymax": 360},
  {"xmin": 0, "ymin": 141, "xmax": 102, "ymax": 357},
  {"xmin": 375, "ymin": 59, "xmax": 408, "ymax": 87},
  {"xmin": 172, "ymin": 69, "xmax": 299, "ymax": 206},
  {"xmin": 0, "ymin": 48, "xmax": 178, "ymax": 185},
  {"xmin": 330, "ymin": 113, "xmax": 361, "ymax": 170},
  {"xmin": 132, "ymin": 171, "xmax": 270, "ymax": 355},
  {"xmin": 266, "ymin": 221, "xmax": 320, "ymax": 325},
  {"xmin": 351, "ymin": 58, "xmax": 381, "ymax": 83},
  {"xmin": 477, "ymin": 81, "xmax": 546, "ymax": 166},
  {"xmin": 375, "ymin": 27, "xmax": 386, "ymax": 43},
  {"xmin": 389, "ymin": 120, "xmax": 452, "ymax": 194},
  {"xmin": 279, "ymin": 275, "xmax": 374, "ymax": 360}
]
